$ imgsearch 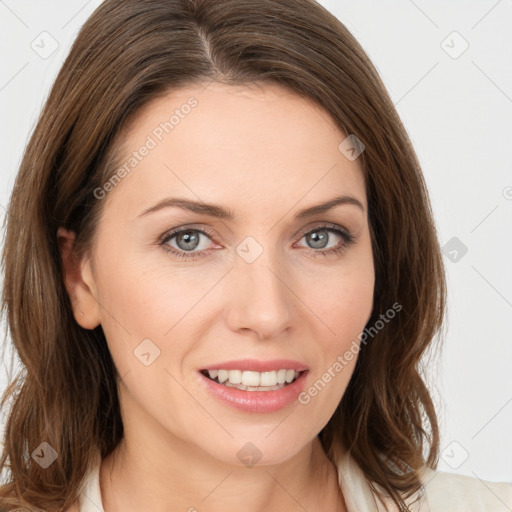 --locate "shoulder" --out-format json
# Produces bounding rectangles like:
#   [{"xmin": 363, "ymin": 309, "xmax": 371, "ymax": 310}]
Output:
[{"xmin": 418, "ymin": 467, "xmax": 512, "ymax": 511}]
